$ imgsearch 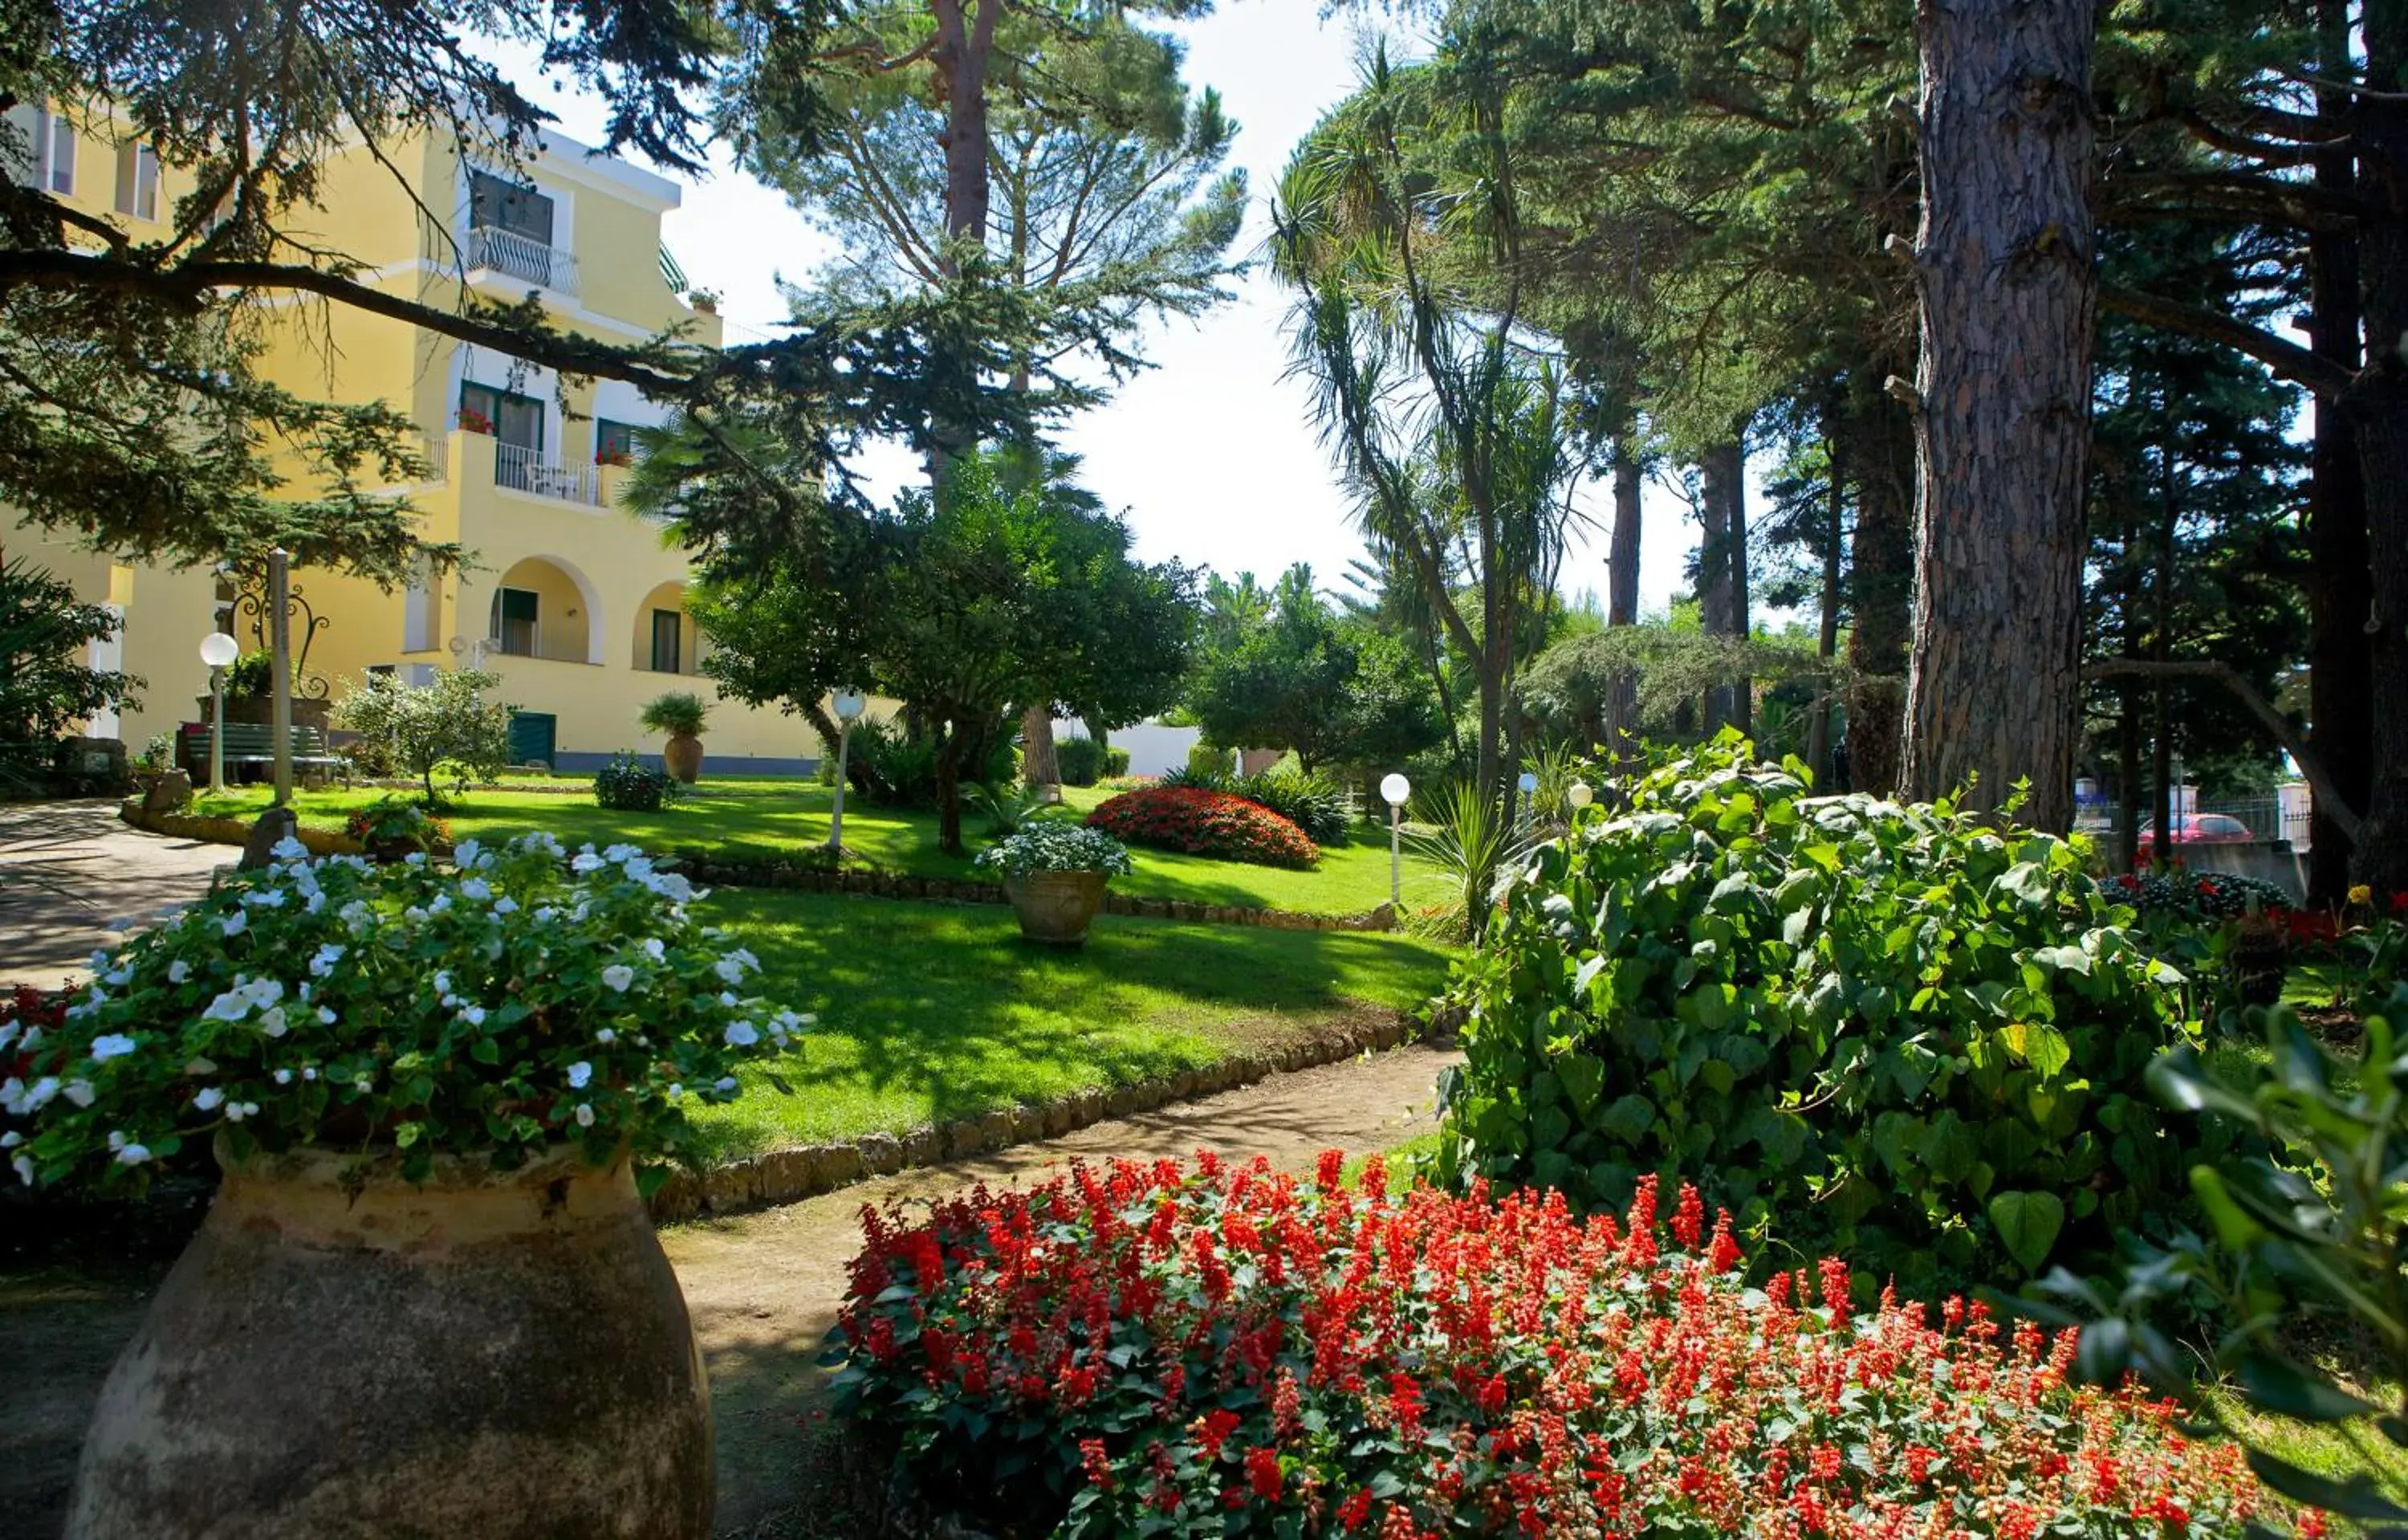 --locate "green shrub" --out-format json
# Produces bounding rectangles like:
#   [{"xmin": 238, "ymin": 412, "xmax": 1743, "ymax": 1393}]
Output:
[
  {"xmin": 1184, "ymin": 741, "xmax": 1230, "ymax": 779},
  {"xmin": 592, "ymin": 750, "xmax": 677, "ymax": 812},
  {"xmin": 1054, "ymin": 734, "xmax": 1104, "ymax": 787},
  {"xmin": 852, "ymin": 717, "xmax": 1015, "ymax": 808},
  {"xmin": 1103, "ymin": 745, "xmax": 1129, "ymax": 777},
  {"xmin": 1434, "ymin": 733, "xmax": 2218, "ymax": 1290}
]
